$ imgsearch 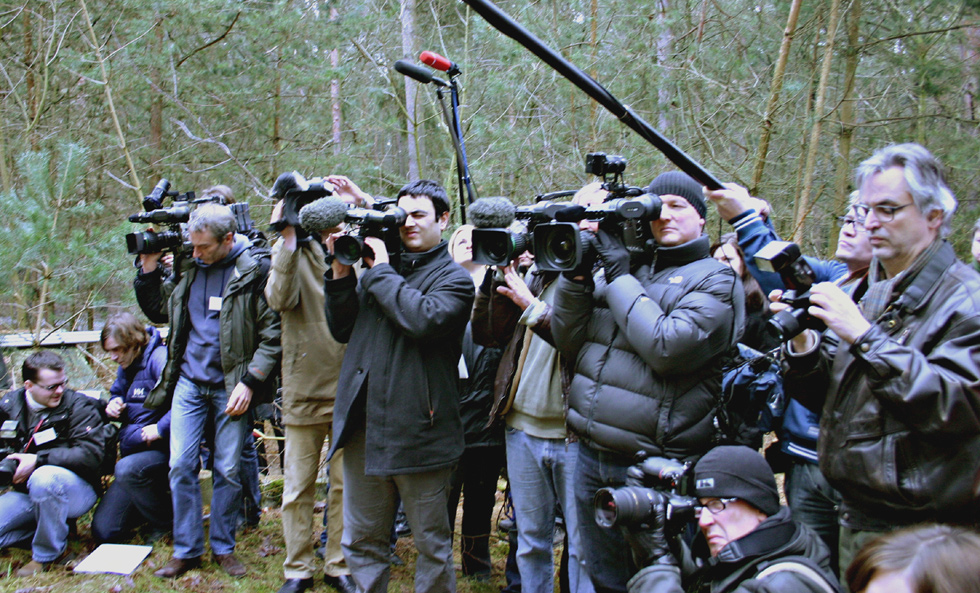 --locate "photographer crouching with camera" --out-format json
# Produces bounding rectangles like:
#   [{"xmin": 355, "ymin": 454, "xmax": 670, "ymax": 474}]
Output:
[
  {"xmin": 616, "ymin": 446, "xmax": 839, "ymax": 593},
  {"xmin": 0, "ymin": 351, "xmax": 108, "ymax": 577},
  {"xmin": 553, "ymin": 170, "xmax": 745, "ymax": 593}
]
